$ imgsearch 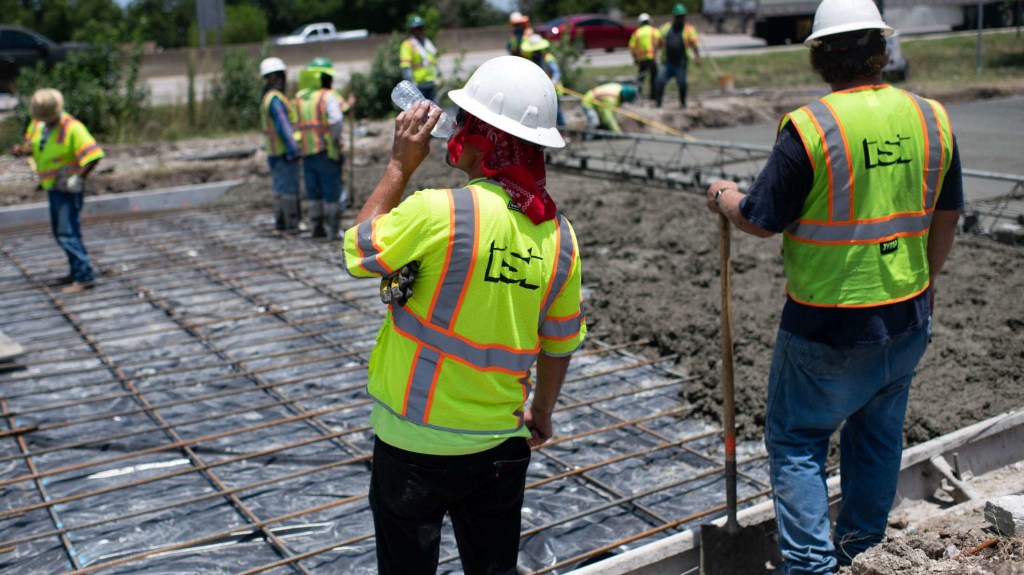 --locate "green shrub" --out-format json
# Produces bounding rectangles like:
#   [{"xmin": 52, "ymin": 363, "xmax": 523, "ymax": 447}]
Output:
[
  {"xmin": 349, "ymin": 32, "xmax": 406, "ymax": 119},
  {"xmin": 550, "ymin": 32, "xmax": 588, "ymax": 93},
  {"xmin": 208, "ymin": 48, "xmax": 263, "ymax": 131},
  {"xmin": 15, "ymin": 36, "xmax": 150, "ymax": 142}
]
